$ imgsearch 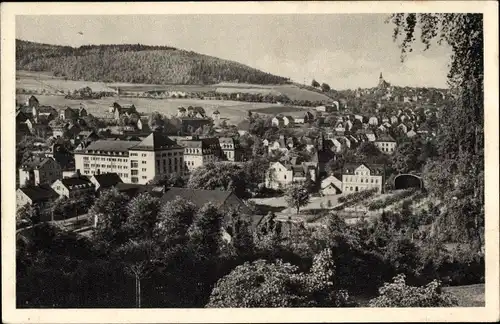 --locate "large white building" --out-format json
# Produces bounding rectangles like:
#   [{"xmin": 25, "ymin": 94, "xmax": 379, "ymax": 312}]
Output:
[
  {"xmin": 341, "ymin": 163, "xmax": 385, "ymax": 193},
  {"xmin": 178, "ymin": 137, "xmax": 221, "ymax": 173},
  {"xmin": 74, "ymin": 132, "xmax": 184, "ymax": 185}
]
